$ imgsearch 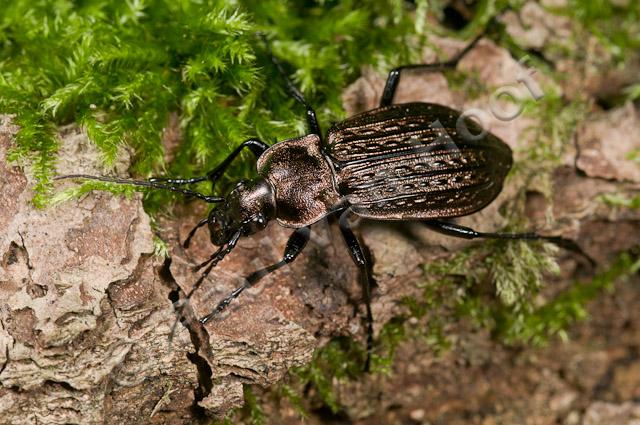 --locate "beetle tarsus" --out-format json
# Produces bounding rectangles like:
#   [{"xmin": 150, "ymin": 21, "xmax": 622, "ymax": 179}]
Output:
[
  {"xmin": 200, "ymin": 287, "xmax": 243, "ymax": 324},
  {"xmin": 192, "ymin": 245, "xmax": 226, "ymax": 271}
]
